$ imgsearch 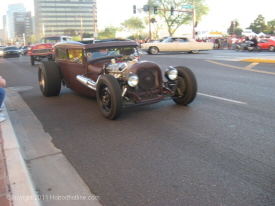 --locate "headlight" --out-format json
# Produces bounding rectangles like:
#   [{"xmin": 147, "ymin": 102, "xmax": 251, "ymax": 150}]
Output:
[
  {"xmin": 28, "ymin": 47, "xmax": 32, "ymax": 50},
  {"xmin": 0, "ymin": 51, "xmax": 3, "ymax": 55},
  {"xmin": 127, "ymin": 74, "xmax": 139, "ymax": 87},
  {"xmin": 165, "ymin": 66, "xmax": 178, "ymax": 80}
]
